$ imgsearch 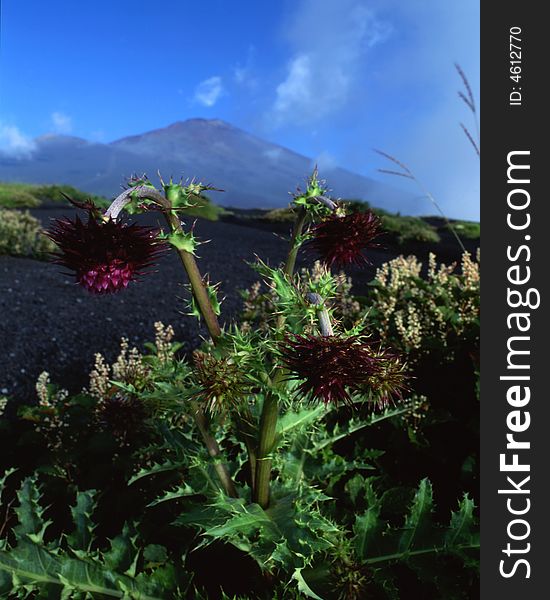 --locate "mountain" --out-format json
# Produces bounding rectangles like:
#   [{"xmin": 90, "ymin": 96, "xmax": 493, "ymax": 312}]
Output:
[{"xmin": 0, "ymin": 119, "xmax": 414, "ymax": 211}]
